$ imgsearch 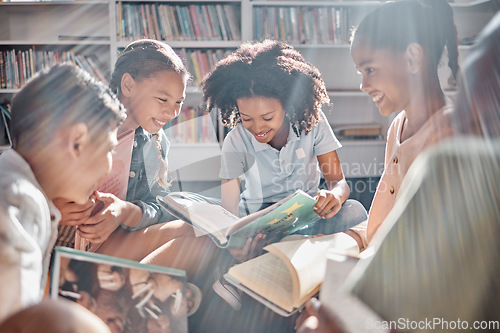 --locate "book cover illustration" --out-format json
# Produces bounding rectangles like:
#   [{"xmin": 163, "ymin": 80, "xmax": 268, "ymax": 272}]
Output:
[
  {"xmin": 228, "ymin": 191, "xmax": 319, "ymax": 248},
  {"xmin": 51, "ymin": 247, "xmax": 201, "ymax": 333},
  {"xmin": 157, "ymin": 190, "xmax": 319, "ymax": 249}
]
